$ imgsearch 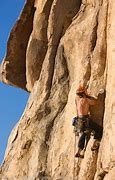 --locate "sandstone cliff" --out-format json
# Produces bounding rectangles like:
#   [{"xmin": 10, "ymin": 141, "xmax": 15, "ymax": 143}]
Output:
[{"xmin": 0, "ymin": 0, "xmax": 115, "ymax": 179}]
